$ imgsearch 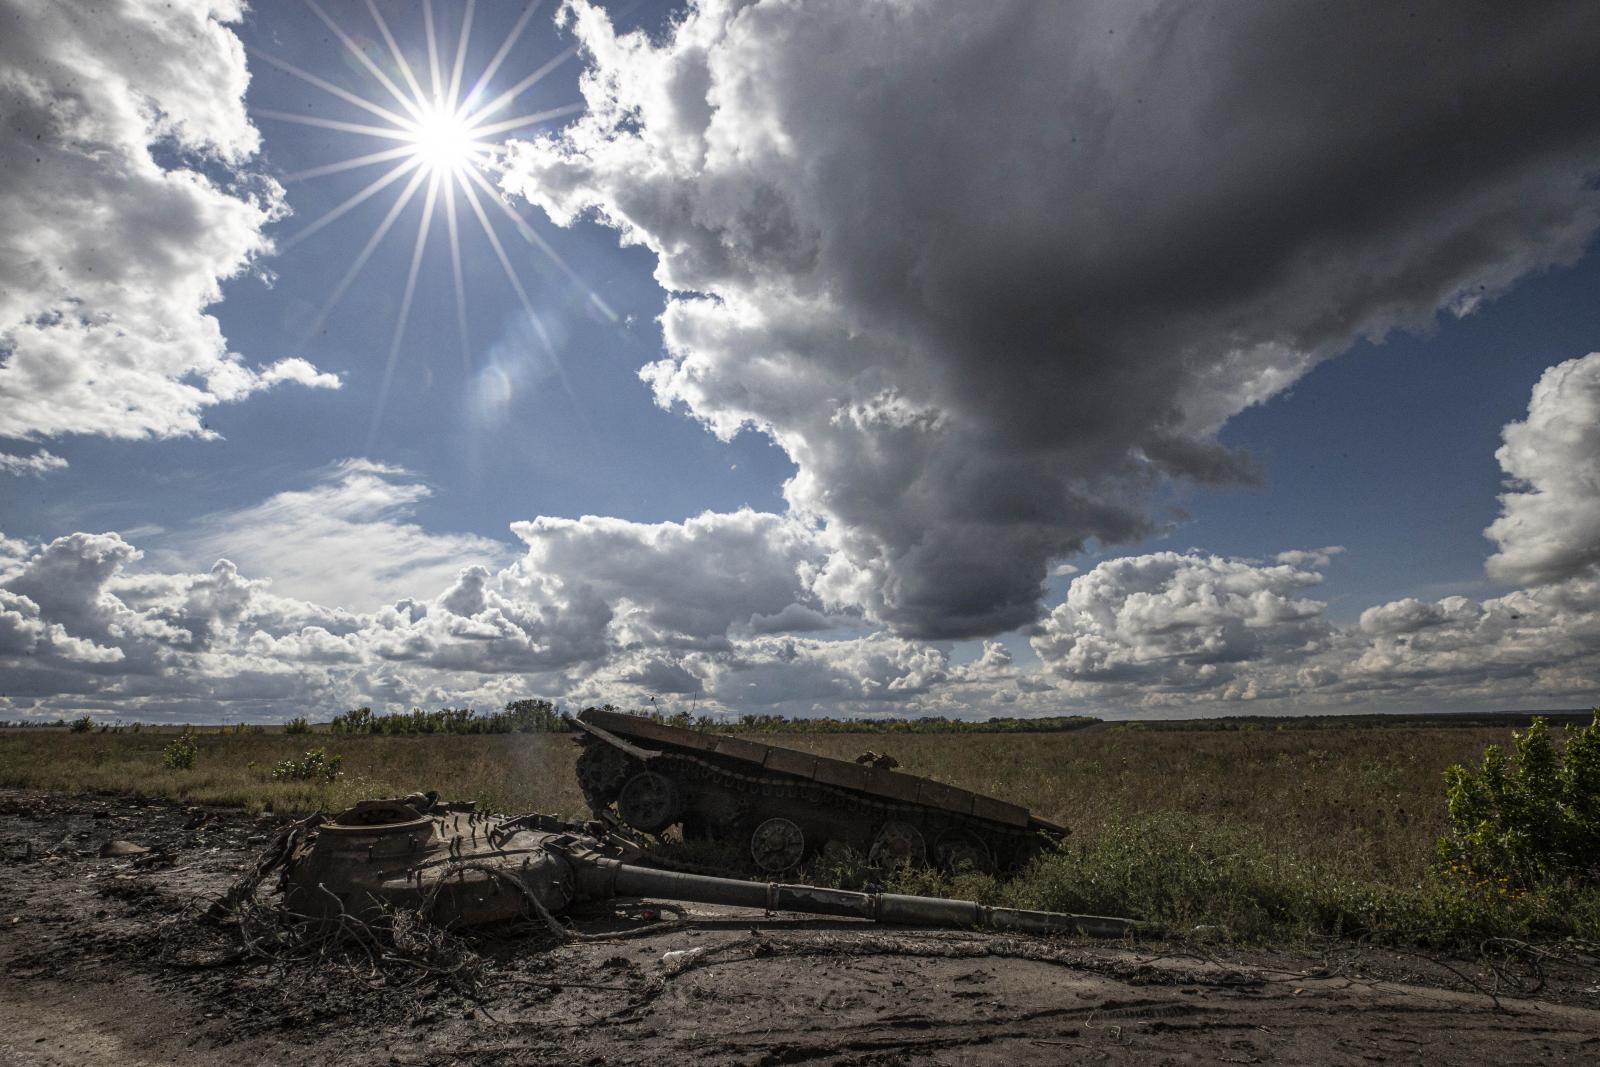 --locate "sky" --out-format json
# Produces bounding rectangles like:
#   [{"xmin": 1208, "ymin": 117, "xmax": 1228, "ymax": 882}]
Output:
[{"xmin": 2, "ymin": 0, "xmax": 1600, "ymax": 723}]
